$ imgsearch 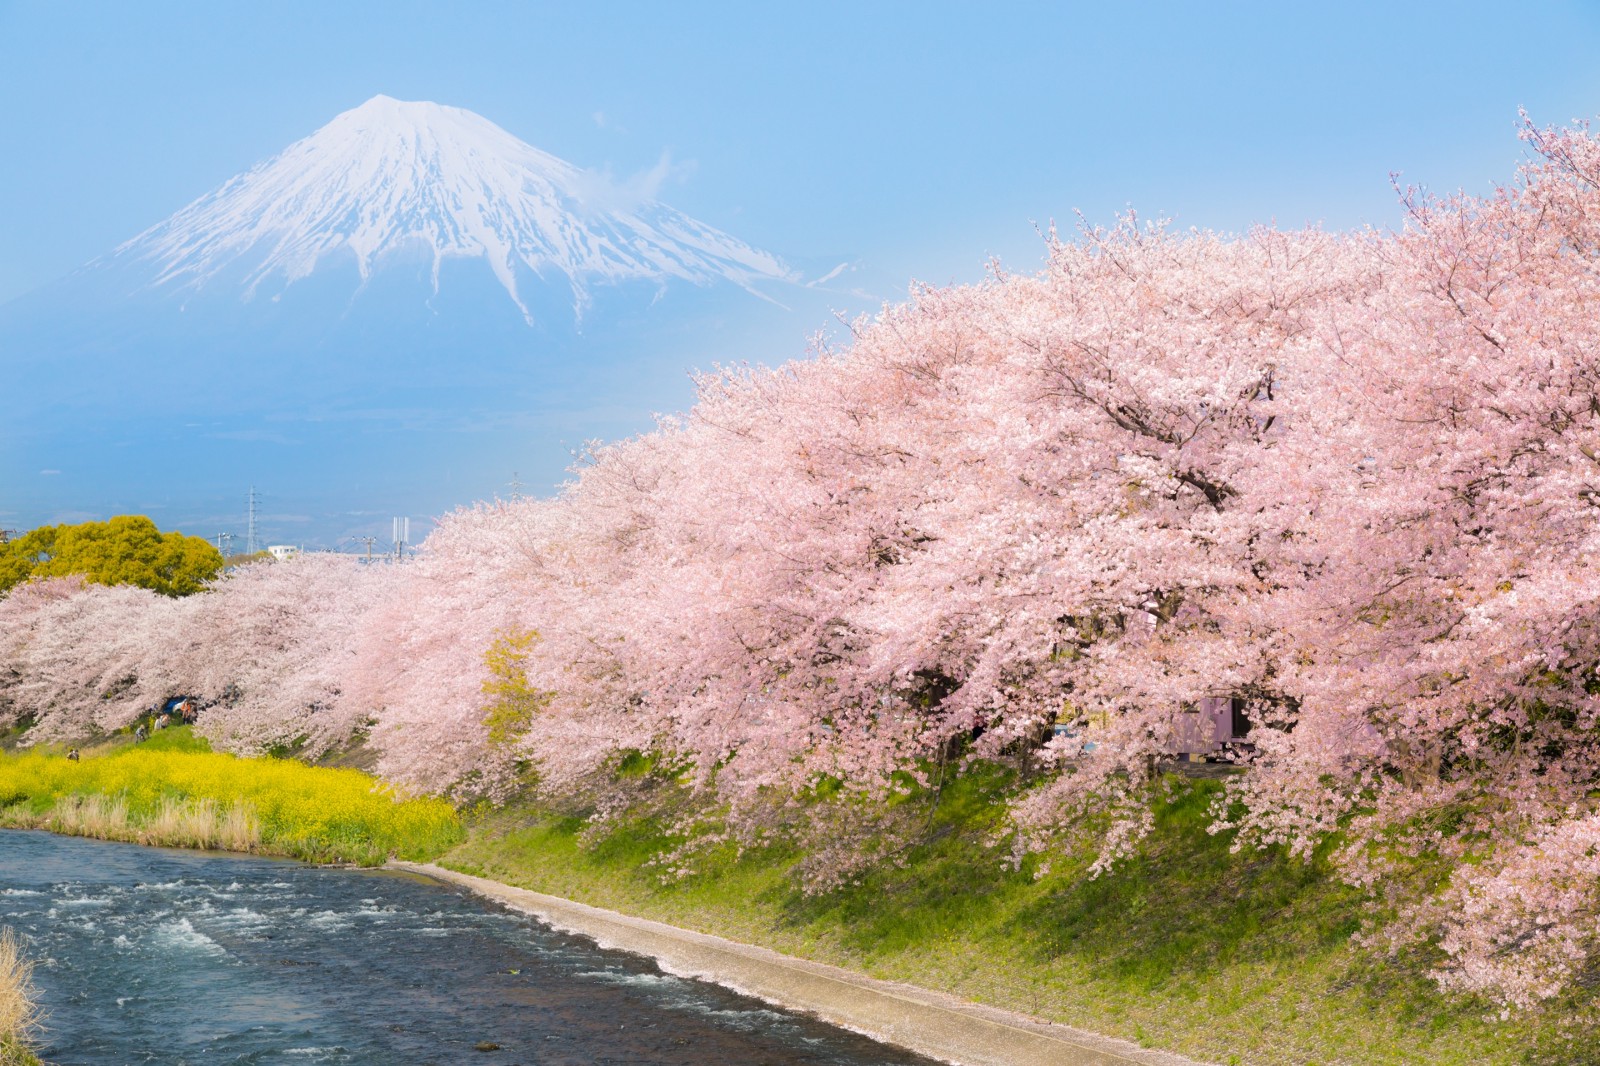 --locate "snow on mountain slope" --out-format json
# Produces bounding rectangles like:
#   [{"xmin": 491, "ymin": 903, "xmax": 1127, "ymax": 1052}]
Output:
[{"xmin": 106, "ymin": 95, "xmax": 795, "ymax": 322}]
